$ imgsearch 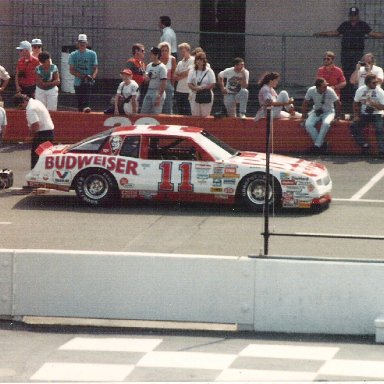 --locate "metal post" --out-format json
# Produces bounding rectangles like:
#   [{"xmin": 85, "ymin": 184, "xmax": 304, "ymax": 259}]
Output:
[{"xmin": 264, "ymin": 107, "xmax": 272, "ymax": 256}]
